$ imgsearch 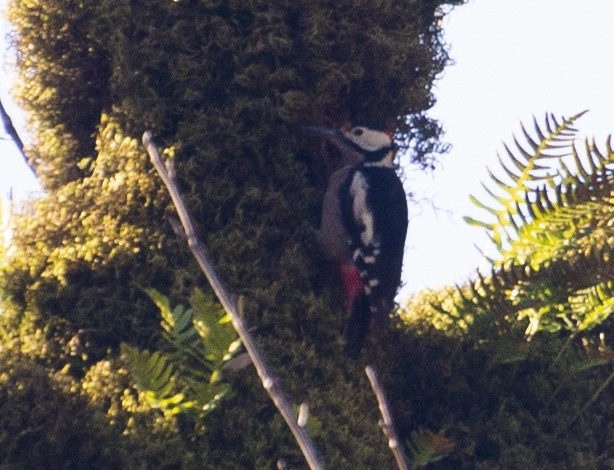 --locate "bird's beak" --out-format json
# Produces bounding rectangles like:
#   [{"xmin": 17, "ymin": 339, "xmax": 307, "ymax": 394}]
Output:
[
  {"xmin": 303, "ymin": 124, "xmax": 364, "ymax": 166},
  {"xmin": 302, "ymin": 125, "xmax": 342, "ymax": 142}
]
